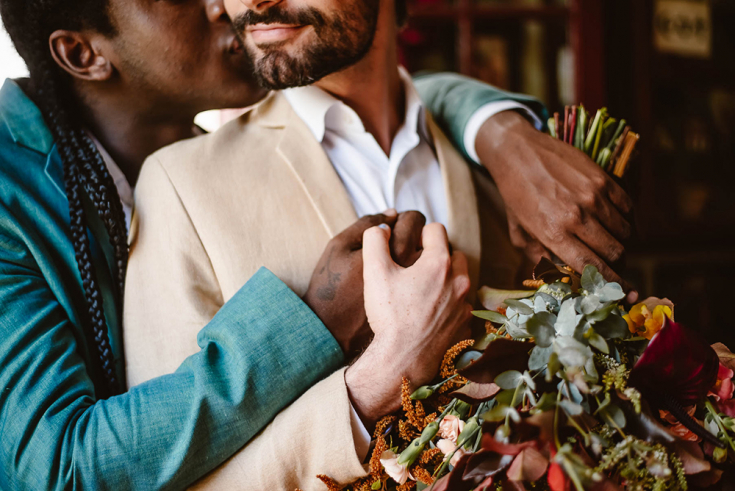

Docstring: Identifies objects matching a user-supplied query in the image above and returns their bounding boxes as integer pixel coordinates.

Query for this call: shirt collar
[283,67,429,143]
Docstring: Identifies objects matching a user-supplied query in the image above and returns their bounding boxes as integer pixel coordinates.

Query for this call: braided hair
[1,0,128,398]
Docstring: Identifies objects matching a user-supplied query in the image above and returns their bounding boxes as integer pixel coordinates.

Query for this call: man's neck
[315,1,404,156]
[78,88,201,188]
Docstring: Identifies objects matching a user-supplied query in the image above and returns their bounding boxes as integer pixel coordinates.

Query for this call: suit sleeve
[189,369,368,491]
[413,72,549,162]
[0,177,343,490]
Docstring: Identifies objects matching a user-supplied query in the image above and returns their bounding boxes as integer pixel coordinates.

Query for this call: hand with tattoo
[303,210,427,361]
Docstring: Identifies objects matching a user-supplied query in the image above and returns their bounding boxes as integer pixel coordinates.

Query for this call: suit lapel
[265,93,358,238]
[428,114,482,299]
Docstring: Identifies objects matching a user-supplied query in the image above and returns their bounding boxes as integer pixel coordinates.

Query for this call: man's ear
[49,30,114,82]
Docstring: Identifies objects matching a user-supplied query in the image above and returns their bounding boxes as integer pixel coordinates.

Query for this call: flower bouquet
[319,259,735,491]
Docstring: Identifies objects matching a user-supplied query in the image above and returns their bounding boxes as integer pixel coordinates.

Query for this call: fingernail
[384,208,398,217]
[378,224,390,231]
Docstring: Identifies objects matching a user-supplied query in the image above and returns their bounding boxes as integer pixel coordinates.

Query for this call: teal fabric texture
[415,72,549,162]
[0,79,343,490]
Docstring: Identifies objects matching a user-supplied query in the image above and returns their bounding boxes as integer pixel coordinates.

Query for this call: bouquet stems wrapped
[549,105,640,179]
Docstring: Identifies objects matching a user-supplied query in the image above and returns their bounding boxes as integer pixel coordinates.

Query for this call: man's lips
[248,24,306,44]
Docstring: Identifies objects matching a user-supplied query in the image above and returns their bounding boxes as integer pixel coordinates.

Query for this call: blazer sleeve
[413,72,549,162]
[0,208,343,488]
[189,368,368,491]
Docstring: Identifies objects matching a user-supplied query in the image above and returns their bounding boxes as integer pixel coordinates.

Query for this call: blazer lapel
[428,114,482,299]
[264,93,358,238]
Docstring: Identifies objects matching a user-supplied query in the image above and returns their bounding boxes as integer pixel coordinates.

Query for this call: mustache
[232,5,327,34]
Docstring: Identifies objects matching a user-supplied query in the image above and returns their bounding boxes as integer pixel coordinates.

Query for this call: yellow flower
[625,302,672,340]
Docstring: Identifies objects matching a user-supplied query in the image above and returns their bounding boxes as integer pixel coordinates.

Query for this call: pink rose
[709,363,735,402]
[438,415,465,444]
[436,438,468,467]
[379,450,411,485]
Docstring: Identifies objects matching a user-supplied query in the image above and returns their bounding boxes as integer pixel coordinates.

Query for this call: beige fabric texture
[123,91,527,490]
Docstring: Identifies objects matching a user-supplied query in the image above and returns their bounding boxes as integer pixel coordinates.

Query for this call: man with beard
[122,0,635,489]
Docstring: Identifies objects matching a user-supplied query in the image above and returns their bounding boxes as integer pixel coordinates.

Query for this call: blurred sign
[654,0,712,58]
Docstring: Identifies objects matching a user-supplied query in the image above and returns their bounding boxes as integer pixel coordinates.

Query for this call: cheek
[223,0,245,18]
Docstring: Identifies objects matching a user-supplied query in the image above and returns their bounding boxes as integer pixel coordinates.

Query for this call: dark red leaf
[481,434,536,456]
[463,451,515,482]
[450,382,502,404]
[629,317,719,405]
[506,447,549,481]
[459,338,534,384]
[712,342,735,373]
[431,453,474,491]
[533,258,581,291]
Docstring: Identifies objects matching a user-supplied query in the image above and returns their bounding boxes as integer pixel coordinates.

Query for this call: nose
[238,0,284,11]
[205,0,229,23]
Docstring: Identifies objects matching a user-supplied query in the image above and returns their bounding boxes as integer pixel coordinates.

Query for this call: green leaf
[505,299,534,315]
[535,392,557,411]
[555,300,580,337]
[597,283,625,302]
[527,312,557,348]
[586,328,610,354]
[554,336,593,368]
[504,320,531,339]
[576,295,601,315]
[494,389,518,407]
[594,313,629,339]
[559,400,584,416]
[581,265,606,293]
[482,405,520,423]
[373,480,384,490]
[586,302,617,323]
[472,310,507,324]
[529,345,554,370]
[599,403,626,429]
[478,287,535,311]
[495,370,523,390]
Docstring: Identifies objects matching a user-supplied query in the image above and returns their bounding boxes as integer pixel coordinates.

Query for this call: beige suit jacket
[123,91,527,490]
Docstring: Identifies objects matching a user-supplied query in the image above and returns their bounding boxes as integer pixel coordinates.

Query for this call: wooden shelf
[409,4,570,21]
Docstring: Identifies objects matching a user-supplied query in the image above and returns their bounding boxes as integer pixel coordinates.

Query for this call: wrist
[345,342,403,431]
[475,111,537,178]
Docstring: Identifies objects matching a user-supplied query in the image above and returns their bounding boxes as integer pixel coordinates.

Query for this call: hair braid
[2,0,123,397]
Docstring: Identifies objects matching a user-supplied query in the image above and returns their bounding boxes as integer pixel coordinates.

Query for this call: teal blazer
[0,77,544,490]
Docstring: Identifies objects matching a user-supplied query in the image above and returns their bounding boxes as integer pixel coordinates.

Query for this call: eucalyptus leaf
[576,295,602,315]
[505,299,534,315]
[593,313,629,339]
[546,352,561,382]
[586,328,610,354]
[472,310,507,324]
[586,302,617,323]
[504,320,531,339]
[597,283,625,302]
[527,312,557,348]
[529,345,554,370]
[599,404,626,429]
[554,336,593,369]
[456,350,483,370]
[559,400,584,416]
[555,300,580,337]
[581,265,606,293]
[495,370,523,390]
